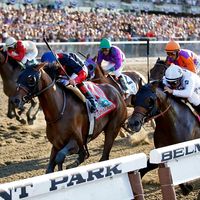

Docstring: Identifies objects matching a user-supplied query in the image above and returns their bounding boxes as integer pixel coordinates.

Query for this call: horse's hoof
[28,119,34,125]
[181,184,193,196]
[19,119,26,125]
[7,113,15,119]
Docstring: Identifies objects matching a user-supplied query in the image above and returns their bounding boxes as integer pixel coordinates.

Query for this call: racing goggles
[101,48,110,53]
[167,52,176,56]
[166,79,180,87]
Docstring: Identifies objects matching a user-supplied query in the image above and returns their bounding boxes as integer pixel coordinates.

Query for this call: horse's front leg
[55,139,79,170]
[7,98,16,119]
[46,146,58,173]
[9,97,26,124]
[99,128,119,161]
[26,99,40,125]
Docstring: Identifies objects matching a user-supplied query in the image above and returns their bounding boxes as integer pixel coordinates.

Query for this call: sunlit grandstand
[0,0,200,42]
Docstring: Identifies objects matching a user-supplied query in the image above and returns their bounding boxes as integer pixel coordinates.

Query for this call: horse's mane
[156,83,189,109]
[44,64,59,80]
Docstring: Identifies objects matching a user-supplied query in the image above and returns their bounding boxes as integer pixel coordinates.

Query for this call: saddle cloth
[85,81,116,119]
[66,81,116,119]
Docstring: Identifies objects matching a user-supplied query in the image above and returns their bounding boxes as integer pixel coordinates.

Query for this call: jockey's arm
[182,56,196,73]
[172,78,195,98]
[74,70,87,84]
[8,41,26,62]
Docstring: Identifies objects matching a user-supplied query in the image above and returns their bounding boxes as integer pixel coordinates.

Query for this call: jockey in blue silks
[41,51,97,113]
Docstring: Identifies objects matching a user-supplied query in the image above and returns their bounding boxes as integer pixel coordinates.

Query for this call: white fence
[1,139,200,200]
[150,138,200,200]
[1,40,200,59]
[0,153,147,200]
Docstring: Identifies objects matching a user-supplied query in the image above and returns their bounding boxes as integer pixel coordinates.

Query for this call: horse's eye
[146,97,155,108]
[27,75,36,87]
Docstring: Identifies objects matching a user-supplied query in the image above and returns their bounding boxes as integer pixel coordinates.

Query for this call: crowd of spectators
[0,4,200,43]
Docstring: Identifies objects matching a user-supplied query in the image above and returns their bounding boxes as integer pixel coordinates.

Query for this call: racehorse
[85,55,153,140]
[12,63,127,173]
[127,81,200,195]
[150,57,168,81]
[0,48,40,124]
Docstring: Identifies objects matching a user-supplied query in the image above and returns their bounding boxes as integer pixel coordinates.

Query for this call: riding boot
[78,83,97,113]
[118,75,129,94]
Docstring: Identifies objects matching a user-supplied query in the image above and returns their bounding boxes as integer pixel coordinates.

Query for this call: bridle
[16,69,67,124]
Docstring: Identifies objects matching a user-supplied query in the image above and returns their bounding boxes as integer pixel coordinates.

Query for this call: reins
[146,104,171,122]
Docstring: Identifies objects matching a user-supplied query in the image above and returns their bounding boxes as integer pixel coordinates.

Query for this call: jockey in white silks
[4,37,38,67]
[163,64,200,113]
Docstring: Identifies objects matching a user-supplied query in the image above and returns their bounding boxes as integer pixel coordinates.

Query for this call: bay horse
[12,63,127,173]
[127,81,200,195]
[0,48,40,124]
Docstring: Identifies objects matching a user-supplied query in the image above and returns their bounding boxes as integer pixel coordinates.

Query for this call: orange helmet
[165,40,180,52]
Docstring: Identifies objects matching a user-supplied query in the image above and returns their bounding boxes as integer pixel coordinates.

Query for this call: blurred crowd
[0,4,200,43]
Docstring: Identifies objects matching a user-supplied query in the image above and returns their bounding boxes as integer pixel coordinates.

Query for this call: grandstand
[1,0,200,14]
[0,0,200,42]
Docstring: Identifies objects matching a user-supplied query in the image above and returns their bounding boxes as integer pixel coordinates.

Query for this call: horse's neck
[38,71,63,121]
[95,66,107,82]
[155,88,193,135]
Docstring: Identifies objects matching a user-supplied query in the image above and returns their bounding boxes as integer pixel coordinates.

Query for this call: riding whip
[146,38,150,83]
[43,32,70,79]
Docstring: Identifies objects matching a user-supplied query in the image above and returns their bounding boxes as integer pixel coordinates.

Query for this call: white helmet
[5,37,17,48]
[165,64,183,82]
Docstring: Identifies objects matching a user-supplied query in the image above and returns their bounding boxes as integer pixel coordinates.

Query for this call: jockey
[4,37,38,67]
[96,38,129,94]
[41,51,97,113]
[163,63,200,111]
[165,39,200,73]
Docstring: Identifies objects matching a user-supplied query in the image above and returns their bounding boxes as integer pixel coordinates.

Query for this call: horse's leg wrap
[55,139,78,165]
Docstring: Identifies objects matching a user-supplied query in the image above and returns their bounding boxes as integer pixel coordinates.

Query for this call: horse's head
[150,58,168,81]
[12,63,47,110]
[128,81,159,132]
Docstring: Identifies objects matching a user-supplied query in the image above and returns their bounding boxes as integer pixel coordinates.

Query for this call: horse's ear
[150,80,159,92]
[35,62,48,70]
[86,54,90,59]
[92,55,97,62]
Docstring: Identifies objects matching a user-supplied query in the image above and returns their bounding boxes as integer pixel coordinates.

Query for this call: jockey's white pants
[102,62,124,78]
[21,46,38,64]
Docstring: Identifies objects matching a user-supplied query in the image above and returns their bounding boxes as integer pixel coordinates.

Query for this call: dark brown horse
[0,48,40,124]
[127,81,200,195]
[150,57,168,81]
[12,63,127,173]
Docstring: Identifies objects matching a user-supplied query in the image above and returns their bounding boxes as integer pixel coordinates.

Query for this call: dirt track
[0,57,199,199]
